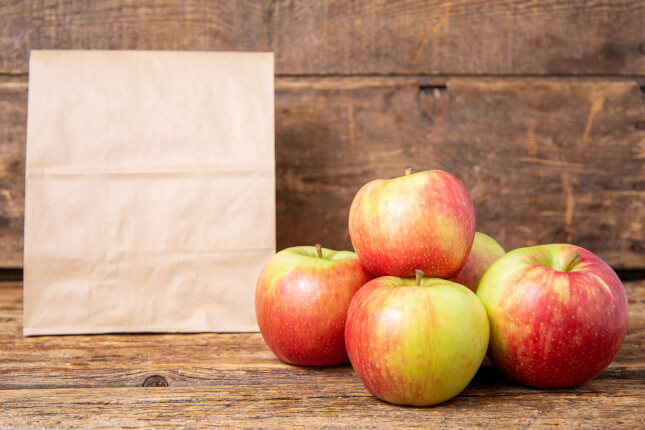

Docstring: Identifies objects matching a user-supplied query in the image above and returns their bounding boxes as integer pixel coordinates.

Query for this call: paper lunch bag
[23,50,275,335]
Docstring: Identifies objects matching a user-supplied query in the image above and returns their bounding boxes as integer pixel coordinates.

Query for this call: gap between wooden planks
[3,74,645,91]
[0,280,642,428]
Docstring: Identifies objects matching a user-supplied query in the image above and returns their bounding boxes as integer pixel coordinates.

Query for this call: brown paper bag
[23,50,275,335]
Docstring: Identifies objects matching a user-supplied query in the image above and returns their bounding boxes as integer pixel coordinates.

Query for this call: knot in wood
[638,43,645,55]
[142,375,168,387]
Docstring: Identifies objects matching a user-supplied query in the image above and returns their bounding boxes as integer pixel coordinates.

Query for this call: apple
[348,169,476,278]
[477,244,629,388]
[345,270,489,406]
[255,244,372,366]
[449,232,505,292]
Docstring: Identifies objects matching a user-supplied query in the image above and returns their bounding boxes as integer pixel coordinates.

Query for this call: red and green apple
[477,244,629,388]
[255,245,372,366]
[348,169,476,278]
[450,232,505,292]
[345,270,489,406]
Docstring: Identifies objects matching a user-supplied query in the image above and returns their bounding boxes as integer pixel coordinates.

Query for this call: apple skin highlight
[349,170,476,278]
[477,244,629,388]
[255,246,372,366]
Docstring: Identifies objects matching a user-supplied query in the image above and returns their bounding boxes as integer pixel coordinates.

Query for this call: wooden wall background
[1,1,644,271]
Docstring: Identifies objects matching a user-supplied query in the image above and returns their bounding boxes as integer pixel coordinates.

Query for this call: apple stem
[315,243,323,258]
[415,269,424,286]
[405,168,412,176]
[563,251,582,272]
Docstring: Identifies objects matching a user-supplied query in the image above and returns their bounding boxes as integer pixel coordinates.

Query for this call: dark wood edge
[0,269,22,282]
[1,268,643,283]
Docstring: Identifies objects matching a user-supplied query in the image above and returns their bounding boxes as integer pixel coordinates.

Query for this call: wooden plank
[0,280,642,387]
[275,78,645,269]
[1,1,644,76]
[0,280,642,428]
[1,77,644,268]
[0,385,642,429]
[0,80,25,268]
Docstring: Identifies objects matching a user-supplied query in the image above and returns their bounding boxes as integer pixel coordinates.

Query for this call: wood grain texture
[0,385,642,429]
[0,280,642,428]
[1,0,644,76]
[275,78,645,268]
[0,80,26,268]
[2,77,645,268]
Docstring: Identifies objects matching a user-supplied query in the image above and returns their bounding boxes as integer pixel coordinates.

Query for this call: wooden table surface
[1,2,643,428]
[0,280,642,428]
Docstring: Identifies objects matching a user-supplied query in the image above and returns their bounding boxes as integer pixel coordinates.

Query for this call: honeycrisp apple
[345,270,489,406]
[255,245,372,366]
[477,244,629,388]
[450,232,505,292]
[349,169,475,278]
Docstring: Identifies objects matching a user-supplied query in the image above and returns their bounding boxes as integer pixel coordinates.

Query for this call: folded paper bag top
[23,50,275,336]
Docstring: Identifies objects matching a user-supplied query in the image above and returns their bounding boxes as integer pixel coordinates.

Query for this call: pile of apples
[255,169,629,406]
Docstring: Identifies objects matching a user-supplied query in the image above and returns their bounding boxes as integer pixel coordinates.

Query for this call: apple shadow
[274,357,354,373]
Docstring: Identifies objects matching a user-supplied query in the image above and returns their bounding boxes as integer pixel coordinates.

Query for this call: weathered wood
[2,279,643,389]
[0,80,25,268]
[2,77,645,268]
[275,78,645,268]
[0,280,642,428]
[1,1,644,76]
[0,385,642,429]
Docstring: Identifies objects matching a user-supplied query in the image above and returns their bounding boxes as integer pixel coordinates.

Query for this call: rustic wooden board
[0,385,642,429]
[1,77,644,268]
[0,280,642,428]
[1,0,644,76]
[0,80,25,268]
[276,78,645,268]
